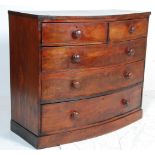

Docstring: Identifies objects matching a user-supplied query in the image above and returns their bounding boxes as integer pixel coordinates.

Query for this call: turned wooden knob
[129,25,136,33]
[121,99,129,106]
[72,54,80,63]
[71,111,79,120]
[72,81,80,89]
[127,48,135,56]
[124,71,133,79]
[72,30,82,39]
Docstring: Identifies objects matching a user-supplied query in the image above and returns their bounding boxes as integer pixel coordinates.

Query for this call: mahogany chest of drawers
[9,10,151,149]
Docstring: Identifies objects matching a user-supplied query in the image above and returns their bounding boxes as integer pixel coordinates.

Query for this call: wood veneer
[9,10,150,149]
[41,61,144,102]
[42,38,146,72]
[42,22,107,46]
[41,84,142,134]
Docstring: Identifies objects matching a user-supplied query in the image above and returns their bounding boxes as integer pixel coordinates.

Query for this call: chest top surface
[8,10,150,22]
[8,10,149,16]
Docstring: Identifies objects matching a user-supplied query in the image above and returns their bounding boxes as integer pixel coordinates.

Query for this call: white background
[0,0,155,154]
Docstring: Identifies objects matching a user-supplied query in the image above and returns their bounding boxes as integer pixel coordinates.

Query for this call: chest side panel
[9,13,40,135]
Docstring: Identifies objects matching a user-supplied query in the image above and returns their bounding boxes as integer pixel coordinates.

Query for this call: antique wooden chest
[9,10,151,149]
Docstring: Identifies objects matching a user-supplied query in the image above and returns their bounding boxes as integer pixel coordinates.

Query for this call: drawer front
[41,61,144,102]
[109,18,148,41]
[42,38,146,72]
[41,84,142,134]
[42,22,107,45]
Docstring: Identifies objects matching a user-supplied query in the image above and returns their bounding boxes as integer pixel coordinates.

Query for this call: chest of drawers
[9,10,150,149]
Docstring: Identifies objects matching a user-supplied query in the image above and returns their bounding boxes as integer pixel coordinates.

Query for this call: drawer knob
[71,111,79,120]
[72,30,82,39]
[127,48,135,56]
[72,54,81,63]
[72,80,80,89]
[129,25,136,33]
[124,71,133,79]
[121,99,129,106]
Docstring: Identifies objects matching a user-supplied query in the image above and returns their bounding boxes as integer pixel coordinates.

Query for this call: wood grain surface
[41,84,142,134]
[41,60,144,102]
[42,22,107,46]
[109,18,148,41]
[42,38,146,72]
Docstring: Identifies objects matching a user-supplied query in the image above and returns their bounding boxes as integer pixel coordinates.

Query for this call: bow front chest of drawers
[9,10,151,149]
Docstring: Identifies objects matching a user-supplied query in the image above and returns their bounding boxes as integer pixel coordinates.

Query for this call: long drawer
[42,38,146,72]
[41,60,144,102]
[41,84,142,134]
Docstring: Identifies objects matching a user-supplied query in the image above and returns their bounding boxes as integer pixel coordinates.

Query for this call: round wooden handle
[127,48,135,56]
[129,25,136,33]
[124,71,133,79]
[71,111,79,120]
[121,99,129,106]
[72,81,80,89]
[72,54,80,63]
[72,30,82,39]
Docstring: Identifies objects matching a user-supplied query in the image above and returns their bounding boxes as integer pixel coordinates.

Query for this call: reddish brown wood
[42,22,107,46]
[72,29,82,39]
[72,80,81,89]
[9,13,40,135]
[42,38,146,72]
[42,12,151,23]
[41,84,142,134]
[70,111,80,120]
[121,99,129,106]
[8,11,151,23]
[41,61,144,102]
[9,10,150,149]
[127,48,135,56]
[11,109,142,149]
[109,18,148,42]
[71,54,81,63]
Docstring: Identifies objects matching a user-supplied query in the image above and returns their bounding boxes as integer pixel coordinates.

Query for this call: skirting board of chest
[8,10,151,149]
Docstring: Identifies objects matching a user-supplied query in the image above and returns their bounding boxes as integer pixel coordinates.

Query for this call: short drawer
[109,18,148,42]
[41,60,144,102]
[42,38,146,72]
[41,84,142,134]
[42,22,107,45]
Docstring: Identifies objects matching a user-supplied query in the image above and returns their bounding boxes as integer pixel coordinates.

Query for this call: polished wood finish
[41,84,142,134]
[109,18,148,42]
[42,22,107,46]
[41,61,144,102]
[9,10,150,149]
[42,38,146,72]
[11,109,142,149]
[9,13,40,135]
[8,10,150,22]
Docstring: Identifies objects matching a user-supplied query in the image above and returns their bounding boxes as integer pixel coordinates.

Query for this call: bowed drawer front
[41,84,142,134]
[9,10,150,149]
[42,22,107,45]
[42,38,146,72]
[109,18,149,41]
[41,61,144,102]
